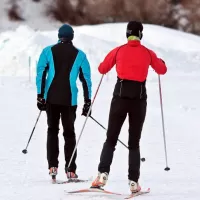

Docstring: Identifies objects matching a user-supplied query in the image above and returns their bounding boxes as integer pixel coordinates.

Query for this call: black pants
[98,96,147,182]
[46,103,77,173]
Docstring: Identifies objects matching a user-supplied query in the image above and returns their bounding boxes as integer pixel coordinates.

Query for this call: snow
[0,0,65,33]
[0,22,200,200]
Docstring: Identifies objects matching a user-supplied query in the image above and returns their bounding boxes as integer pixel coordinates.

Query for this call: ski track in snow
[0,24,200,200]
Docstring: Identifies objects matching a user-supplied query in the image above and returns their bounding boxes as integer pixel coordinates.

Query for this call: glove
[37,94,46,111]
[82,99,92,117]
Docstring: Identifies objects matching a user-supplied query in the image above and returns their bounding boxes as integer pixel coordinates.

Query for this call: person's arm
[36,48,49,98]
[79,55,92,102]
[98,47,120,74]
[149,49,167,75]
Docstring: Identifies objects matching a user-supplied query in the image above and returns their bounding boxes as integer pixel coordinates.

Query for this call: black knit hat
[126,21,143,39]
[58,24,74,40]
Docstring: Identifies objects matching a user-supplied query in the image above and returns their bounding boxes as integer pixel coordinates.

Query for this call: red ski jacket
[98,40,167,81]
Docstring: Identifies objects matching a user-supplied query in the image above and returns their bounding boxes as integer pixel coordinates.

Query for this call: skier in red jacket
[91,21,167,193]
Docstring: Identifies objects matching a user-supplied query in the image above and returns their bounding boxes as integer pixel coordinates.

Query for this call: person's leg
[128,100,147,183]
[98,97,128,174]
[60,105,77,174]
[46,104,61,169]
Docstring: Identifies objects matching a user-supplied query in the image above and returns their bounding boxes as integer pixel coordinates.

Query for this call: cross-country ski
[66,187,150,199]
[67,187,122,195]
[52,179,88,184]
[124,188,150,199]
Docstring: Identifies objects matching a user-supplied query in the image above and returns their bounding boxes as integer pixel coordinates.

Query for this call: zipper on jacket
[140,84,143,99]
[119,80,123,97]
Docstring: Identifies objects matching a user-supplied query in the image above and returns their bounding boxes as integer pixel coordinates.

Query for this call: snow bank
[0,23,200,77]
[0,25,117,76]
[76,23,200,51]
[0,0,57,32]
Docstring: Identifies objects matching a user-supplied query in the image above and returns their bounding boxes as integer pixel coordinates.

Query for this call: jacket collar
[127,35,141,46]
[58,38,72,44]
[127,36,140,41]
[127,40,141,47]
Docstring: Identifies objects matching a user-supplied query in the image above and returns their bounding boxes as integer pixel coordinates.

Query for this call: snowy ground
[0,23,200,200]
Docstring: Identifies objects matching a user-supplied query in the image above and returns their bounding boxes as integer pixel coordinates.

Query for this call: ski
[67,187,122,195]
[67,187,150,198]
[124,188,150,199]
[52,177,88,184]
[57,179,88,184]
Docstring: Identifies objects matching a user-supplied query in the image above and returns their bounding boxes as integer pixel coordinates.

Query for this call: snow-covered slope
[0,23,200,200]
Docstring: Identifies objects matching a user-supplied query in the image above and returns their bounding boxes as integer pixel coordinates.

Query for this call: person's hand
[82,99,92,117]
[37,95,46,111]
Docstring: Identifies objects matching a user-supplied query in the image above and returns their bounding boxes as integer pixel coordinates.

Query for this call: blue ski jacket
[36,40,92,106]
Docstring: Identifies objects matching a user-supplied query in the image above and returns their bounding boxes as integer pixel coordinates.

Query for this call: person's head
[58,24,74,41]
[126,21,143,40]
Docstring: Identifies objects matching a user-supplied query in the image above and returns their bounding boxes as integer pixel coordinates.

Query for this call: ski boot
[66,172,78,182]
[129,180,141,193]
[91,172,108,189]
[49,167,58,183]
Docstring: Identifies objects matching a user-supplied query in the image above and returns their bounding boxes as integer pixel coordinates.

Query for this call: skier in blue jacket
[36,24,92,181]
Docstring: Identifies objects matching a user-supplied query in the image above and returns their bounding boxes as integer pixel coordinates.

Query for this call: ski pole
[66,75,104,172]
[158,75,170,171]
[90,116,128,148]
[89,116,146,162]
[22,111,42,154]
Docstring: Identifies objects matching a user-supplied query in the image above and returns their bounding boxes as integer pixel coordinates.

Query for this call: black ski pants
[46,103,77,173]
[98,96,147,182]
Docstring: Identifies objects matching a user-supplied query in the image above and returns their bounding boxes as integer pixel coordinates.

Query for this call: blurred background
[0,0,200,35]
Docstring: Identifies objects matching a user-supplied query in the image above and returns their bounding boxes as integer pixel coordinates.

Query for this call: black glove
[37,94,46,111]
[82,99,92,117]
